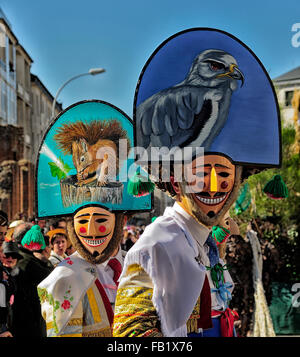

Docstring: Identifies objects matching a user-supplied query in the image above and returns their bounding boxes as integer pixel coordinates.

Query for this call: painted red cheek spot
[221,181,228,189]
[79,227,87,233]
[99,225,106,233]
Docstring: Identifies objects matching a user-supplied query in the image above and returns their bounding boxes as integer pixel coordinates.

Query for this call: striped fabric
[44,280,113,337]
[113,264,207,337]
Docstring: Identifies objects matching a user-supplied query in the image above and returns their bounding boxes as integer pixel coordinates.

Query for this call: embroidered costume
[36,100,151,337]
[114,203,234,337]
[113,28,281,337]
[38,251,122,337]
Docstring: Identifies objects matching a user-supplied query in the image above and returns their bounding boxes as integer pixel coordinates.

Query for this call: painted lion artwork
[54,119,130,187]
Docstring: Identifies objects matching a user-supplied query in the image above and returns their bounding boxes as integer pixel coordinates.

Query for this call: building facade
[0,9,62,221]
[273,66,300,127]
[31,74,62,163]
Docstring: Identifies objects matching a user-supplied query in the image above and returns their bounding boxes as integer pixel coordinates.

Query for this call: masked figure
[36,100,151,337]
[113,29,281,337]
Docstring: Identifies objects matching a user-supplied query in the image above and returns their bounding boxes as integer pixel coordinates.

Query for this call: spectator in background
[47,229,68,267]
[28,216,47,234]
[48,219,76,256]
[124,230,139,251]
[0,211,8,248]
[0,241,23,337]
[0,260,11,337]
[50,218,67,230]
[0,240,11,337]
[37,219,47,234]
[57,219,67,229]
[1,241,23,272]
[5,220,25,242]
[33,234,53,269]
[54,219,77,255]
[10,223,53,337]
[0,209,9,334]
[121,226,128,251]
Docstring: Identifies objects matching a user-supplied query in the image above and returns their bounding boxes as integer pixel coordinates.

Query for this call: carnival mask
[74,206,115,256]
[189,155,235,215]
[177,154,241,227]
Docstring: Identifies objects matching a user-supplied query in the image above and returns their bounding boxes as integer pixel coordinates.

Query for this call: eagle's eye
[205,60,226,71]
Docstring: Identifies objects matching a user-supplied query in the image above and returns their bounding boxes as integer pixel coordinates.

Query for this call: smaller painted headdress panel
[36,100,152,218]
[134,28,281,168]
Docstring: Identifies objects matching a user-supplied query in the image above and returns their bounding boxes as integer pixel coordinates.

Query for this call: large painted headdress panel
[36,100,152,218]
[134,28,281,168]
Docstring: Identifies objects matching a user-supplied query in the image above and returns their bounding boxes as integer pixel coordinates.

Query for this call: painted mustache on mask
[78,231,112,239]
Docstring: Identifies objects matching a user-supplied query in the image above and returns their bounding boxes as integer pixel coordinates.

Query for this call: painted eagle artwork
[136,49,245,151]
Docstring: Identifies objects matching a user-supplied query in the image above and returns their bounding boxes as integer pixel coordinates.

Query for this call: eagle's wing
[136,85,208,149]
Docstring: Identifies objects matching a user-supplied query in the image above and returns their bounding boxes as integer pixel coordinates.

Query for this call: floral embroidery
[38,285,74,334]
[61,285,74,312]
[61,300,71,310]
[65,257,74,265]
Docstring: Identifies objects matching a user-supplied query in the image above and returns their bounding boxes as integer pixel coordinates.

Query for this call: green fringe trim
[206,263,229,288]
[212,225,230,245]
[127,167,155,197]
[263,175,288,199]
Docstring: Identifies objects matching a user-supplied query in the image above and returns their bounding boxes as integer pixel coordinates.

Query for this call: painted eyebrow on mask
[75,212,110,219]
[214,164,232,169]
[192,163,231,170]
[75,213,90,219]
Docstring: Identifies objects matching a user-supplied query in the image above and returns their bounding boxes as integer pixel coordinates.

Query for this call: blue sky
[1,0,299,117]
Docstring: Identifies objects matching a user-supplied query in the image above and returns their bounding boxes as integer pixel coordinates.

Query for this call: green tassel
[263,175,288,200]
[21,225,46,251]
[127,167,155,197]
[235,182,251,215]
[212,225,231,245]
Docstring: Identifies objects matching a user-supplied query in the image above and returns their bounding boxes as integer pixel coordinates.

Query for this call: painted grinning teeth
[196,194,227,205]
[83,238,106,247]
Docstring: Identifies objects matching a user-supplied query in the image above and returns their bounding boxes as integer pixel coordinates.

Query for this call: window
[285,90,294,107]
[0,30,6,71]
[8,39,15,82]
[24,62,30,90]
[0,80,7,120]
[8,86,16,125]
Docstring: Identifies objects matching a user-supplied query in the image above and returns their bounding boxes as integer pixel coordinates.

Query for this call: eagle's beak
[217,64,245,87]
[230,65,245,87]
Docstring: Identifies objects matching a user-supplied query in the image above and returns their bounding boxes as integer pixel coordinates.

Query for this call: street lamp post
[51,67,106,119]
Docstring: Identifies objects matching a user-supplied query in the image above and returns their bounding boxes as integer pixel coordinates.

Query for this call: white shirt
[172,202,234,311]
[172,203,210,266]
[120,204,207,336]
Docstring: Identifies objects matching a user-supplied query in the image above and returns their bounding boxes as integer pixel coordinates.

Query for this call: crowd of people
[0,209,142,337]
[121,225,145,252]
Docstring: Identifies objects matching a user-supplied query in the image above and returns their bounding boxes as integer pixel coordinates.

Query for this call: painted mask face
[74,206,115,256]
[185,154,236,217]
